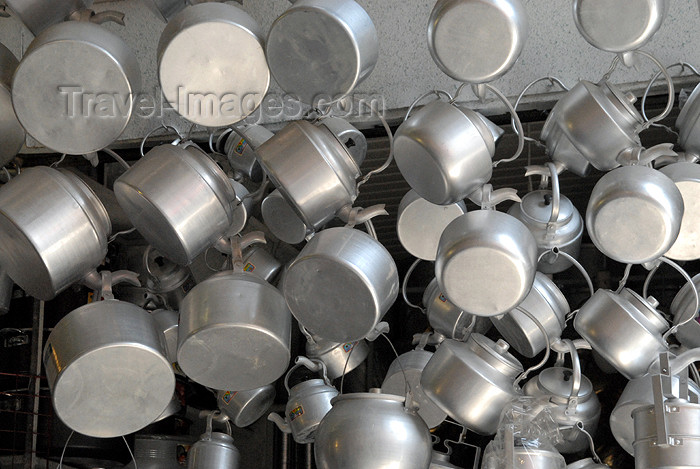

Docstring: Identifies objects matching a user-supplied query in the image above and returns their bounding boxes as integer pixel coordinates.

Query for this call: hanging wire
[381,333,414,399]
[108,227,137,243]
[1,167,12,182]
[354,97,395,191]
[339,344,356,395]
[538,248,595,298]
[634,51,676,132]
[122,436,138,469]
[654,257,700,341]
[50,154,68,168]
[58,431,74,469]
[402,258,425,313]
[615,264,634,293]
[140,124,183,157]
[641,62,700,135]
[102,148,130,170]
[511,76,570,148]
[642,263,661,298]
[690,362,700,386]
[404,89,453,121]
[514,308,551,385]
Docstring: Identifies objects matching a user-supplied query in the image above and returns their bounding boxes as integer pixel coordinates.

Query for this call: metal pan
[0,43,24,168]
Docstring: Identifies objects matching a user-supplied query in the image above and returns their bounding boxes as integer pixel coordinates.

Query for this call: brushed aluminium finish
[114,144,236,266]
[394,101,496,205]
[574,288,669,379]
[158,3,269,127]
[428,0,528,83]
[586,165,683,264]
[430,452,460,469]
[676,82,700,157]
[44,300,174,437]
[0,43,24,168]
[490,272,569,358]
[422,278,492,340]
[436,211,538,317]
[381,349,447,429]
[0,167,110,300]
[178,272,292,391]
[314,392,432,469]
[261,190,309,245]
[280,378,338,444]
[217,386,276,428]
[567,459,610,469]
[240,246,282,283]
[659,162,700,261]
[12,21,141,154]
[151,309,179,364]
[4,0,93,36]
[187,433,240,469]
[266,0,379,105]
[306,338,370,380]
[396,190,467,261]
[284,227,399,343]
[669,273,700,349]
[573,0,668,53]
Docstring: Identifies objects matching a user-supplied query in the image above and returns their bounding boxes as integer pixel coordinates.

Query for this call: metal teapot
[301,325,370,380]
[0,43,24,168]
[268,357,338,444]
[423,278,492,340]
[217,386,276,428]
[188,412,239,469]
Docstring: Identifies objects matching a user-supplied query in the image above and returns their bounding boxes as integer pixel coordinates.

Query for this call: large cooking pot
[669,273,700,349]
[114,143,236,266]
[435,209,538,317]
[396,190,467,261]
[4,0,93,36]
[151,309,179,365]
[12,20,141,155]
[303,329,370,380]
[573,0,668,53]
[157,3,269,127]
[422,278,492,340]
[178,270,292,391]
[255,119,364,234]
[266,0,379,105]
[0,167,111,300]
[261,189,309,245]
[421,334,524,435]
[574,288,669,379]
[0,43,24,168]
[427,0,528,83]
[314,390,432,469]
[491,272,569,358]
[508,164,583,273]
[586,165,683,264]
[658,161,700,261]
[217,385,276,428]
[44,300,175,437]
[283,227,399,343]
[394,100,503,205]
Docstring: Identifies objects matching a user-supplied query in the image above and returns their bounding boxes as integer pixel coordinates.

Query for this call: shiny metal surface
[144,247,194,310]
[430,452,459,469]
[305,337,370,380]
[158,3,269,127]
[487,446,566,469]
[435,210,538,317]
[217,386,276,428]
[586,165,683,264]
[151,309,179,364]
[611,375,700,455]
[115,144,236,265]
[266,0,379,104]
[178,271,292,390]
[314,391,432,469]
[44,300,175,437]
[143,0,189,22]
[274,378,338,444]
[188,432,240,469]
[423,278,492,340]
[4,0,93,36]
[321,117,368,168]
[397,190,467,261]
[133,435,196,469]
[0,267,13,315]
[261,189,309,245]
[573,0,668,53]
[659,162,700,260]
[574,288,669,379]
[677,82,700,158]
[0,43,24,168]
[541,80,643,176]
[394,101,496,205]
[633,399,700,469]
[0,167,110,300]
[152,392,182,423]
[566,458,609,469]
[421,335,523,435]
[428,0,528,83]
[491,272,569,357]
[225,179,253,238]
[256,120,360,231]
[381,349,447,429]
[12,21,141,154]
[669,273,700,349]
[223,128,266,183]
[240,246,282,283]
[284,227,399,343]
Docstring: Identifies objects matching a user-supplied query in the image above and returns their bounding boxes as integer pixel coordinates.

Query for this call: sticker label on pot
[343,342,357,353]
[289,406,304,421]
[234,138,248,156]
[221,391,238,404]
[439,293,448,302]
[243,262,256,272]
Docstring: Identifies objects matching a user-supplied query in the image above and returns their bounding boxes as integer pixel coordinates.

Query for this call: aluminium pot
[394,100,503,205]
[430,451,459,469]
[0,166,111,300]
[256,119,363,234]
[669,273,700,349]
[188,431,239,469]
[314,390,432,469]
[658,162,700,261]
[421,334,524,435]
[151,309,179,365]
[0,43,24,168]
[239,246,282,283]
[4,0,94,36]
[435,210,538,317]
[423,278,492,340]
[114,143,237,266]
[574,288,669,379]
[12,21,141,155]
[283,227,399,343]
[144,246,196,311]
[586,165,683,264]
[217,386,276,428]
[178,271,292,391]
[44,300,175,438]
[677,82,700,158]
[490,272,569,358]
[573,0,668,53]
[427,0,528,83]
[261,189,309,245]
[305,336,370,380]
[132,435,196,469]
[266,0,379,105]
[157,3,269,127]
[566,459,609,469]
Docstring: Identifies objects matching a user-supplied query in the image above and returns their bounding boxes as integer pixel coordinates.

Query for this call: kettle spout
[267,413,291,434]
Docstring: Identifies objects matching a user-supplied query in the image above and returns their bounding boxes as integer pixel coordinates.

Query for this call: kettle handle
[283,356,333,394]
[561,339,582,415]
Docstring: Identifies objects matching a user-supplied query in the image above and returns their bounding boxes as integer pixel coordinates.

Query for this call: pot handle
[524,162,566,230]
[562,339,582,415]
[283,356,332,394]
[81,270,141,301]
[467,184,521,210]
[404,89,453,121]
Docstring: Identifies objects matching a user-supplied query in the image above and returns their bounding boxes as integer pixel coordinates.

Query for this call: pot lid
[519,190,576,226]
[290,378,336,396]
[198,431,236,449]
[618,288,668,333]
[465,334,523,378]
[331,389,405,405]
[600,80,644,126]
[536,367,593,400]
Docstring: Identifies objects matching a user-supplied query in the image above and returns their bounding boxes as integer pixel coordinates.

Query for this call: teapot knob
[624,91,637,105]
[494,339,510,355]
[646,296,660,309]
